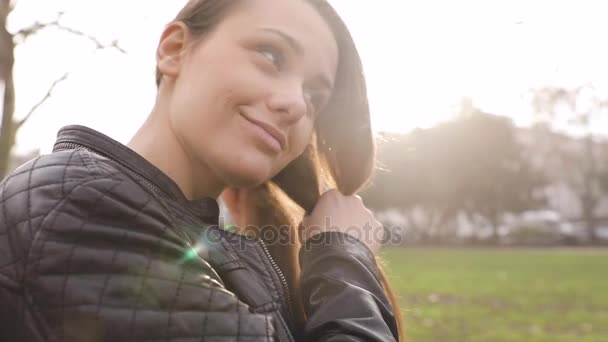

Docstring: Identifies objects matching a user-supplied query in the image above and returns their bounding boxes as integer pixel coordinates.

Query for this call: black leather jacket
[0,125,399,341]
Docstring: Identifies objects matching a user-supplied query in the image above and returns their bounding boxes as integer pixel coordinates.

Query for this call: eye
[257,45,284,70]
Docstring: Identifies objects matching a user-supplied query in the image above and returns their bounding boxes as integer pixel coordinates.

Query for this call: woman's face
[163,0,338,190]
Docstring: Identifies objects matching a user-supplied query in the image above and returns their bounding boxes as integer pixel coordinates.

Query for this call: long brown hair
[157,0,404,339]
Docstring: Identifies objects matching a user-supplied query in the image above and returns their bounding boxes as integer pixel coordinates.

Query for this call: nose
[266,82,308,125]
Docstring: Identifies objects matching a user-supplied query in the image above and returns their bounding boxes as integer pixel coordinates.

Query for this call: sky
[5,0,608,154]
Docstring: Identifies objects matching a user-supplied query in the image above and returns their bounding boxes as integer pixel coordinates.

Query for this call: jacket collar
[53,125,219,224]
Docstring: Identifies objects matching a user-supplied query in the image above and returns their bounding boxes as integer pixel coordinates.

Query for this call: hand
[301,189,384,254]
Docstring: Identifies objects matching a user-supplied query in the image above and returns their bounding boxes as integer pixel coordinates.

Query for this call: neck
[128,90,225,200]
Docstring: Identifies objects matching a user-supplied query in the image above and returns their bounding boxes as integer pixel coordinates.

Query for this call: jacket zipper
[257,237,295,327]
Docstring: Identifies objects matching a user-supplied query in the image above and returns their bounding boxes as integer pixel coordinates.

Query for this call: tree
[532,85,608,244]
[426,111,543,242]
[0,0,16,177]
[364,109,544,243]
[364,131,463,243]
[0,0,124,178]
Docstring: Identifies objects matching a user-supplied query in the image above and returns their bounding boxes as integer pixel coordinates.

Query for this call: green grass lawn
[380,248,608,341]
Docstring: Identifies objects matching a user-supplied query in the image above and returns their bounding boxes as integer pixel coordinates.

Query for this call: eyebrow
[259,27,304,54]
[259,27,335,91]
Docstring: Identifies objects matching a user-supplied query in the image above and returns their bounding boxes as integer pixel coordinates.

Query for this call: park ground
[381,247,608,341]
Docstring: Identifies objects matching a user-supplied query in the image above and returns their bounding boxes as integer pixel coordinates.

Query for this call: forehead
[220,0,339,73]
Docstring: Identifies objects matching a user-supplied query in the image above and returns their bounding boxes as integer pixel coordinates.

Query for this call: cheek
[287,122,315,159]
[174,74,236,128]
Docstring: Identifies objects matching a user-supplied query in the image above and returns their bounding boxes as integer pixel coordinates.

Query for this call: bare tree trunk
[582,134,598,244]
[490,216,500,244]
[0,0,16,178]
[0,75,16,178]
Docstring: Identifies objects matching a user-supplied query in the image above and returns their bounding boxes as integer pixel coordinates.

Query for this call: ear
[156,22,190,82]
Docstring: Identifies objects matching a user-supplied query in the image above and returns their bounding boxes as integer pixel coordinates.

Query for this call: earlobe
[156,22,189,81]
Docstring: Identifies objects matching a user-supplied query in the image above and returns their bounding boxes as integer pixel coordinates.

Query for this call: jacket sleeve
[299,231,399,341]
[0,151,275,342]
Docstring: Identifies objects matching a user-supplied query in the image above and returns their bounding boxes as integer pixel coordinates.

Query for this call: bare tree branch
[16,72,69,128]
[13,12,64,41]
[14,20,54,40]
[11,11,127,128]
[14,12,126,54]
[54,23,126,53]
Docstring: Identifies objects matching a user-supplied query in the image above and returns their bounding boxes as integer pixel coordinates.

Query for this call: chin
[211,143,285,188]
[220,162,276,189]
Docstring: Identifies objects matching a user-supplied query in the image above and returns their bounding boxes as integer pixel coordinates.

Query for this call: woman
[0,0,403,340]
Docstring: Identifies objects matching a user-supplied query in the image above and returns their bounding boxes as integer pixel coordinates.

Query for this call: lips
[240,112,287,151]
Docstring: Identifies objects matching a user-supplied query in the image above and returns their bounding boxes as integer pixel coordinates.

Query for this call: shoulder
[5,148,117,183]
[0,148,137,228]
[1,148,172,266]
[0,149,136,280]
[2,148,120,199]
